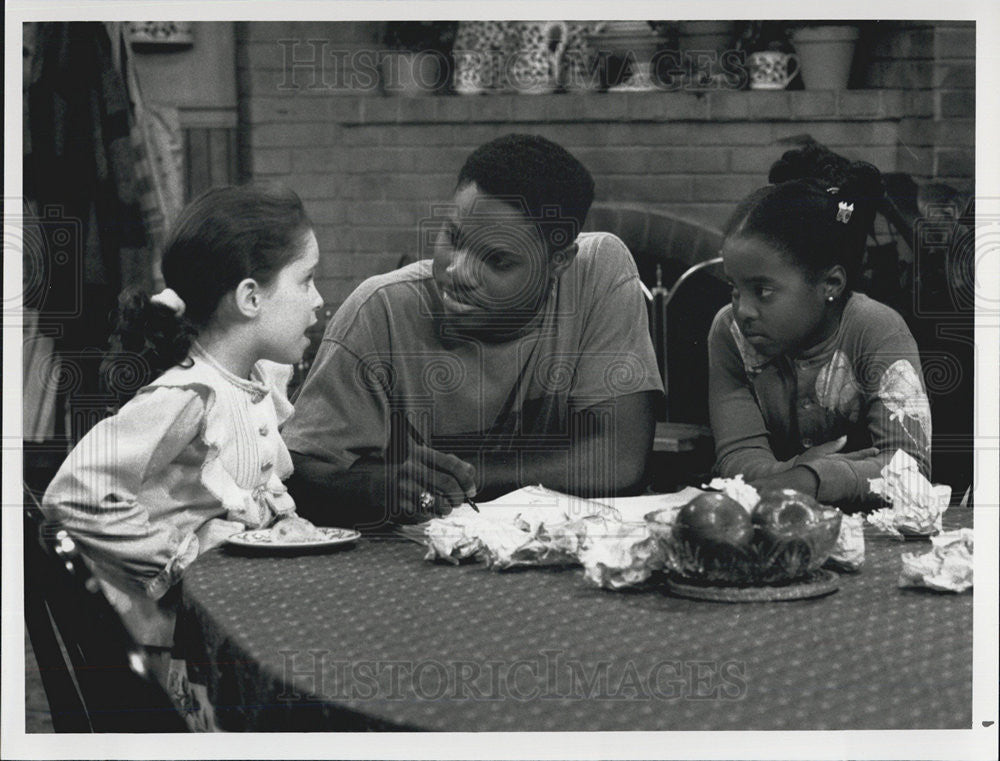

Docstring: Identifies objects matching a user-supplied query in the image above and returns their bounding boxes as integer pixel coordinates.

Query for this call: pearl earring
[826,296,835,302]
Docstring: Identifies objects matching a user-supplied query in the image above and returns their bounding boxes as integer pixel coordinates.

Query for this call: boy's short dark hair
[456,134,595,251]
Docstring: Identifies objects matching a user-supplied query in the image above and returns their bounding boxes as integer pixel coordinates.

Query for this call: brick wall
[931,22,975,189]
[865,21,974,189]
[238,21,973,316]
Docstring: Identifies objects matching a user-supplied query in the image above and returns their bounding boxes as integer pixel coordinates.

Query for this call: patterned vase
[561,22,605,92]
[453,20,510,94]
[504,21,568,94]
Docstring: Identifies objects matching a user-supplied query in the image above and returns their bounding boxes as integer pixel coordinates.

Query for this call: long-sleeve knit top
[708,292,932,505]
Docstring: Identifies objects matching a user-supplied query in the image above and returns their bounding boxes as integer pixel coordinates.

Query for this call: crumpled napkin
[578,521,665,590]
[420,489,666,588]
[421,492,616,570]
[825,512,865,572]
[422,508,555,567]
[423,513,488,564]
[867,450,951,538]
[703,475,759,512]
[899,528,973,592]
[481,517,591,570]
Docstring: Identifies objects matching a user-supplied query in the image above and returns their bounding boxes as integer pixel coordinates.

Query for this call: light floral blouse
[42,343,297,645]
[708,292,932,505]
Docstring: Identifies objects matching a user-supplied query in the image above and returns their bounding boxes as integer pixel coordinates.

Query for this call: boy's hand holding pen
[397,417,479,517]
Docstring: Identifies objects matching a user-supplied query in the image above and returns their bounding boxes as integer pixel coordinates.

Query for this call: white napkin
[579,521,664,590]
[421,486,617,568]
[867,450,951,538]
[702,475,760,512]
[899,528,973,592]
[825,512,865,572]
[421,486,672,587]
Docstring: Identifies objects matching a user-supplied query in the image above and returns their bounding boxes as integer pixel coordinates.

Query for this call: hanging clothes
[25,21,154,441]
[108,20,186,290]
[128,99,185,290]
[26,22,151,296]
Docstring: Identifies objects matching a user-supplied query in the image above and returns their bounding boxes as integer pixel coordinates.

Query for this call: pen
[403,417,479,512]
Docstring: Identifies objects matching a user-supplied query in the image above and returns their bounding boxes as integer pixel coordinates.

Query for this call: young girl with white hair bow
[42,183,324,648]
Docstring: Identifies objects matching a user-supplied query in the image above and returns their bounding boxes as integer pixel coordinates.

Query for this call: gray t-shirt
[283,232,662,469]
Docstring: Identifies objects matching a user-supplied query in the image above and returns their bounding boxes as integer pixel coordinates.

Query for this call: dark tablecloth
[177,509,973,731]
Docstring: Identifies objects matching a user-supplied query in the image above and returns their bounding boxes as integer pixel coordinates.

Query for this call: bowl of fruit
[645,488,842,587]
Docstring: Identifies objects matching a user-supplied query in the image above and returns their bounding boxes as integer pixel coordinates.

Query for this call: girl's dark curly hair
[101,183,312,404]
[724,142,885,292]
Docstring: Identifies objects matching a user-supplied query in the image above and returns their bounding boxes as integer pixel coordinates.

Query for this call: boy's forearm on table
[474,450,575,498]
[475,435,649,499]
[289,388,655,514]
[474,393,653,498]
[287,452,392,530]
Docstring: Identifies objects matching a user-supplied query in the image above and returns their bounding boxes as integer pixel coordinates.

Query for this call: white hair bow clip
[150,288,186,316]
[836,201,854,224]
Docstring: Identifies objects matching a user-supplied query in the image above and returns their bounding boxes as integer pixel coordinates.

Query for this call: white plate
[226,527,361,551]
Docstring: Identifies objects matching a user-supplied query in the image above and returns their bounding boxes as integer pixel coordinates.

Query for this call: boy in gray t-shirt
[284,135,661,528]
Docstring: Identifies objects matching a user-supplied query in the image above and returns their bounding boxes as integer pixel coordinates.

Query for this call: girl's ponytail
[828,161,885,287]
[837,160,885,231]
[100,288,196,405]
[767,142,851,187]
[731,142,886,293]
[100,183,311,405]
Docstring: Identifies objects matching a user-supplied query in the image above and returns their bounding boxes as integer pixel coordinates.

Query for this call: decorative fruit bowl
[645,489,842,586]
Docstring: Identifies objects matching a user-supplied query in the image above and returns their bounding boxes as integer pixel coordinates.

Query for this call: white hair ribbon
[836,201,854,224]
[150,288,186,316]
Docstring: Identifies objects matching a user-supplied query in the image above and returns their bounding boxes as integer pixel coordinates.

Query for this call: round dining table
[176,507,973,732]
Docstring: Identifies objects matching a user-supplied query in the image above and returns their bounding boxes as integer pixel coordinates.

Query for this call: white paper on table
[417,485,617,565]
[417,485,703,575]
[596,486,705,523]
[899,528,973,592]
[867,449,951,538]
[462,484,704,526]
[467,484,621,528]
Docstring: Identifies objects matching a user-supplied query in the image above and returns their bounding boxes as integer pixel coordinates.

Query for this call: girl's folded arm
[800,333,933,504]
[41,386,208,598]
[863,332,933,473]
[708,313,795,481]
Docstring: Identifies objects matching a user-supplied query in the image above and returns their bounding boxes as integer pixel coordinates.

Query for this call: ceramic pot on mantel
[790,25,859,90]
[588,21,660,91]
[453,20,510,94]
[561,21,605,92]
[676,21,735,87]
[504,21,568,94]
[747,50,799,90]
